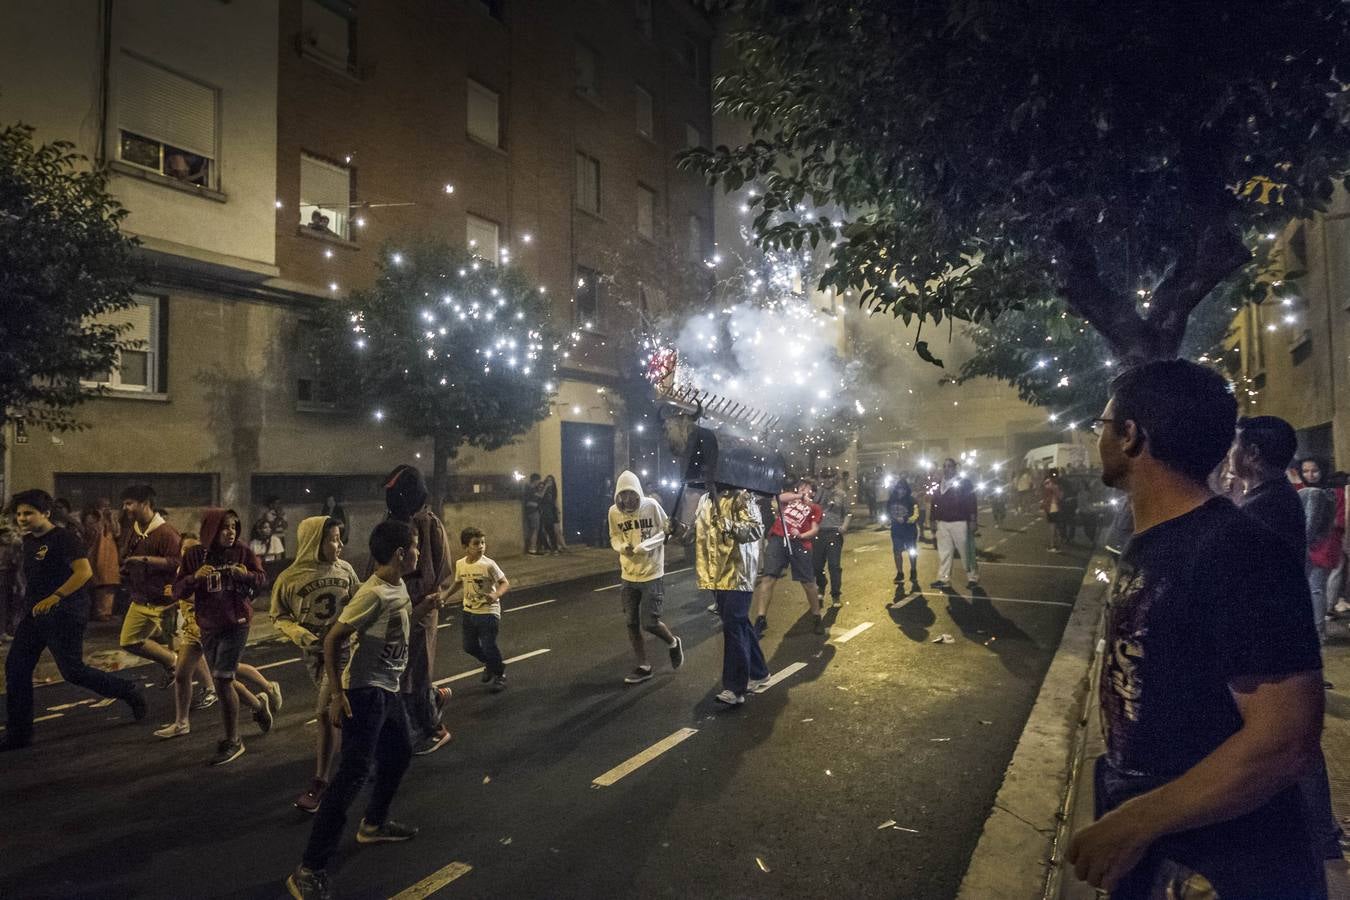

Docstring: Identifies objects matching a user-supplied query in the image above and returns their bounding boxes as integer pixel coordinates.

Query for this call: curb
[955,548,1113,900]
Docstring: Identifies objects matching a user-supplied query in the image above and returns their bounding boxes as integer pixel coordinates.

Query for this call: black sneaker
[909,581,922,596]
[830,596,842,608]
[668,636,685,669]
[209,738,246,767]
[930,580,949,589]
[490,674,507,693]
[286,866,333,900]
[413,728,453,756]
[813,614,826,635]
[624,666,654,684]
[253,691,274,734]
[753,616,768,639]
[127,690,148,722]
[157,662,176,689]
[479,669,494,683]
[357,818,419,843]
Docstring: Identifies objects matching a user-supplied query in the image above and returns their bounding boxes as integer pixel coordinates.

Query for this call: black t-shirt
[22,526,90,621]
[1100,497,1322,893]
[1240,478,1307,562]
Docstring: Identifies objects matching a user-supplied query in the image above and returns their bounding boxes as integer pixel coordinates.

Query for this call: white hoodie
[608,470,668,583]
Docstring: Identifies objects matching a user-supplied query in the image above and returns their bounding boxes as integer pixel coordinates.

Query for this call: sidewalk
[1060,626,1350,899]
[0,544,632,692]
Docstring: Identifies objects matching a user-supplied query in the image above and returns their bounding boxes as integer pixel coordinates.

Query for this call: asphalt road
[0,510,1093,899]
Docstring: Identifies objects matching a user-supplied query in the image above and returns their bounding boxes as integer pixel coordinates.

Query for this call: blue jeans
[716,590,767,696]
[462,612,505,676]
[302,686,412,871]
[1308,564,1331,643]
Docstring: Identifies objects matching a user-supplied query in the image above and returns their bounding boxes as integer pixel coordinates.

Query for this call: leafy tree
[685,1,1350,365]
[0,123,140,442]
[315,242,568,507]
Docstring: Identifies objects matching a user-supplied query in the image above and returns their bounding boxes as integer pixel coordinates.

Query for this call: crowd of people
[3,357,1349,897]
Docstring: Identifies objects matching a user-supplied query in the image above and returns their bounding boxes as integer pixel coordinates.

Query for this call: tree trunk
[431,432,451,513]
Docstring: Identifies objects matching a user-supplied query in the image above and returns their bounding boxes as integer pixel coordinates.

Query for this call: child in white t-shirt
[438,526,510,692]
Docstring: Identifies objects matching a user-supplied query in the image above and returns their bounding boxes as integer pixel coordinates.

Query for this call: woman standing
[82,506,122,622]
[886,479,921,594]
[539,475,566,553]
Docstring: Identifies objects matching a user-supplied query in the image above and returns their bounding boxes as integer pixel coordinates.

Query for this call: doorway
[561,422,615,547]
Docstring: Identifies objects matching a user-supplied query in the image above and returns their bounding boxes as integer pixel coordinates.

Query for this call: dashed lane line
[33,713,63,723]
[593,566,691,592]
[432,648,552,686]
[256,657,300,671]
[915,591,1074,608]
[437,597,558,628]
[755,661,807,692]
[388,860,474,900]
[592,727,699,787]
[831,622,874,644]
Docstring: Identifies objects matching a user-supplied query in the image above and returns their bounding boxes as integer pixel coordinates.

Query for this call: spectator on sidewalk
[931,459,979,589]
[118,484,185,685]
[1069,361,1325,898]
[2,489,146,751]
[1297,457,1342,644]
[522,473,542,555]
[1229,415,1345,863]
[377,465,453,756]
[263,497,289,560]
[540,475,566,553]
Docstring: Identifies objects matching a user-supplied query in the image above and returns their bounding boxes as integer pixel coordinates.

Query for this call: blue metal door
[561,422,615,547]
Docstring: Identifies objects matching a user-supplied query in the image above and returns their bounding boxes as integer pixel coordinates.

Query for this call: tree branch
[1147,225,1250,357]
[1052,221,1155,363]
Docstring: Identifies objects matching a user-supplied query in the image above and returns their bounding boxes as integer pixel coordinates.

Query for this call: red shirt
[770,500,823,550]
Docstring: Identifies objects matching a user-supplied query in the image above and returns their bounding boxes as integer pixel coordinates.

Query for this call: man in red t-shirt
[752,478,825,636]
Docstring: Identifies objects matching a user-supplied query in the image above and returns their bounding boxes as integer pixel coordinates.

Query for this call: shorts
[620,578,665,628]
[762,538,813,583]
[890,523,918,555]
[177,601,202,648]
[119,601,175,648]
[200,624,250,680]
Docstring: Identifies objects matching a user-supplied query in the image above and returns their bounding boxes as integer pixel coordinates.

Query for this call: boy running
[608,470,684,684]
[438,527,510,692]
[287,521,431,900]
[752,478,824,636]
[174,509,266,766]
[1,490,146,750]
[271,516,361,812]
[117,484,184,686]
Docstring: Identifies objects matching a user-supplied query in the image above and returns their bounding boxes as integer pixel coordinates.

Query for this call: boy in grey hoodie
[272,516,361,812]
[608,471,684,684]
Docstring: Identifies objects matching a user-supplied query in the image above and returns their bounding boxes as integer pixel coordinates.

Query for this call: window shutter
[300,155,350,211]
[466,214,500,260]
[467,80,500,147]
[637,185,655,239]
[118,53,216,158]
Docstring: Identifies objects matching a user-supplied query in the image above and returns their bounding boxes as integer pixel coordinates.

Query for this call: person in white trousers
[931,458,979,589]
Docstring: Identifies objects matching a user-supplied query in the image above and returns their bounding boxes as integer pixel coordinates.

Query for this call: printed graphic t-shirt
[456,555,507,616]
[22,526,89,621]
[339,575,411,693]
[1099,497,1321,887]
[769,500,822,550]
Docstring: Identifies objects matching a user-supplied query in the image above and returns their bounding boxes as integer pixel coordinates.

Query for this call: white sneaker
[706,602,718,614]
[154,722,190,739]
[748,676,772,694]
[714,689,745,706]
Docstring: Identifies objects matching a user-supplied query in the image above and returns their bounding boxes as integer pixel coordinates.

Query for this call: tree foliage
[684,1,1350,364]
[0,124,140,438]
[314,242,566,505]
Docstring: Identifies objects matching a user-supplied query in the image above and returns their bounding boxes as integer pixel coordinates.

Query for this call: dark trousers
[399,611,441,741]
[716,590,768,695]
[5,611,138,742]
[462,612,505,676]
[812,529,844,598]
[302,687,413,871]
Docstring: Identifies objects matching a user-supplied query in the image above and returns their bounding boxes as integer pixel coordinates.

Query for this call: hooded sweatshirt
[369,464,452,608]
[270,516,360,650]
[608,470,668,583]
[174,508,266,633]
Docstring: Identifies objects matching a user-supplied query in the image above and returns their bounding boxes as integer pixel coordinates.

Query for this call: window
[635,85,654,138]
[676,35,703,83]
[299,153,353,239]
[575,265,604,320]
[638,283,666,317]
[687,214,704,261]
[301,0,357,71]
[684,122,702,150]
[466,213,500,261]
[575,152,601,214]
[85,295,166,393]
[636,184,656,240]
[56,473,216,511]
[475,0,504,20]
[467,79,501,148]
[575,43,599,100]
[636,0,653,37]
[115,53,217,189]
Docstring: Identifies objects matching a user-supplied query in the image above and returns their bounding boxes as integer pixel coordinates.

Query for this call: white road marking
[977,562,1083,571]
[592,727,699,787]
[257,657,301,671]
[34,713,63,723]
[832,622,874,644]
[305,718,318,726]
[389,860,474,899]
[594,566,691,592]
[433,648,551,686]
[91,698,116,708]
[919,591,1073,608]
[47,699,94,712]
[755,661,807,691]
[505,598,557,613]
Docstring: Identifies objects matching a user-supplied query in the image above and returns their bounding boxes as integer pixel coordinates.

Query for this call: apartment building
[0,0,714,552]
